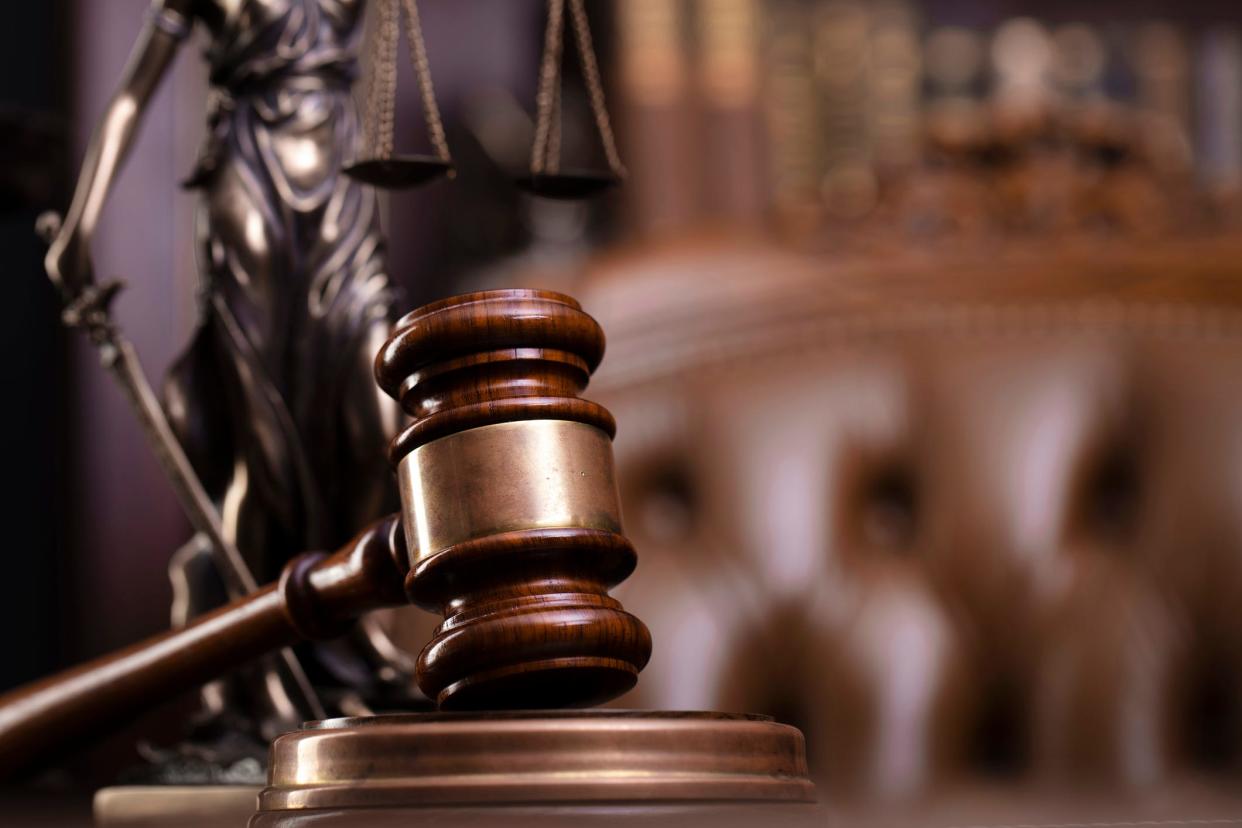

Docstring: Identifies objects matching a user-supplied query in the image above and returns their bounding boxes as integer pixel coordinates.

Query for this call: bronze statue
[44,0,412,766]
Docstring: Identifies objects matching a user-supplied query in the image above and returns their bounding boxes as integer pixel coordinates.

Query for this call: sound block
[252,710,818,827]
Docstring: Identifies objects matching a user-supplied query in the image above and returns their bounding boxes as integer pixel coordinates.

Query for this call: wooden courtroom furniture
[580,232,1242,801]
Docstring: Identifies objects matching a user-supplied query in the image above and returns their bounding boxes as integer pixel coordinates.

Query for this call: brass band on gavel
[395,419,623,567]
[376,289,652,710]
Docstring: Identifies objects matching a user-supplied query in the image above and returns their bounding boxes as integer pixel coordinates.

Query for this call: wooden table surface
[5,781,1242,827]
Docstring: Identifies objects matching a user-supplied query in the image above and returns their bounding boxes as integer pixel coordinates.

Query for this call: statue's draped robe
[167,0,396,590]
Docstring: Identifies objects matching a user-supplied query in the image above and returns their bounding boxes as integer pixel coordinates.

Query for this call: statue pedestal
[94,784,260,827]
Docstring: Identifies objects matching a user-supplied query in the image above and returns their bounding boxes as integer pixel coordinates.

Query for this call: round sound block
[343,156,454,189]
[252,711,816,826]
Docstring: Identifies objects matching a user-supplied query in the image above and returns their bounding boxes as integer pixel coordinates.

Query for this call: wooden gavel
[0,289,651,779]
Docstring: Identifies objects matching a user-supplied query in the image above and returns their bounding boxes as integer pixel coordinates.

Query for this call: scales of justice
[3,0,817,824]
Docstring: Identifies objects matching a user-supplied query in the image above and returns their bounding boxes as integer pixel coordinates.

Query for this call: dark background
[0,1,68,699]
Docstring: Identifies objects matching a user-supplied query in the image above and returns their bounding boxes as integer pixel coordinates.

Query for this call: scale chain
[399,0,452,164]
[531,0,566,175]
[567,0,626,178]
[530,0,625,179]
[362,0,400,161]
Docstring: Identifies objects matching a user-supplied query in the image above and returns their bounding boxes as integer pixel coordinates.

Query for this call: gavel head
[375,289,652,710]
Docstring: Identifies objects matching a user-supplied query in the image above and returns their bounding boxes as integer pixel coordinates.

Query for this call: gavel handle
[0,515,409,779]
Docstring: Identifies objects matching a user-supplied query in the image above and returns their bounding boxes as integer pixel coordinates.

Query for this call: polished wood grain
[0,515,407,780]
[377,289,652,709]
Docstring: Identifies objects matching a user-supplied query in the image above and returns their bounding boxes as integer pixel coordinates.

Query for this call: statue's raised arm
[44,0,195,300]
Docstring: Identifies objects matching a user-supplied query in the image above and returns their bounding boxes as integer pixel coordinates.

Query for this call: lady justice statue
[44,0,415,767]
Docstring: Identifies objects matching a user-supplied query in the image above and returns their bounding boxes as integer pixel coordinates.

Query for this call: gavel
[0,289,652,778]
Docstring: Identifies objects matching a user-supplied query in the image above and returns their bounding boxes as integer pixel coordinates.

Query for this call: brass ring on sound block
[258,711,816,811]
[396,419,623,565]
